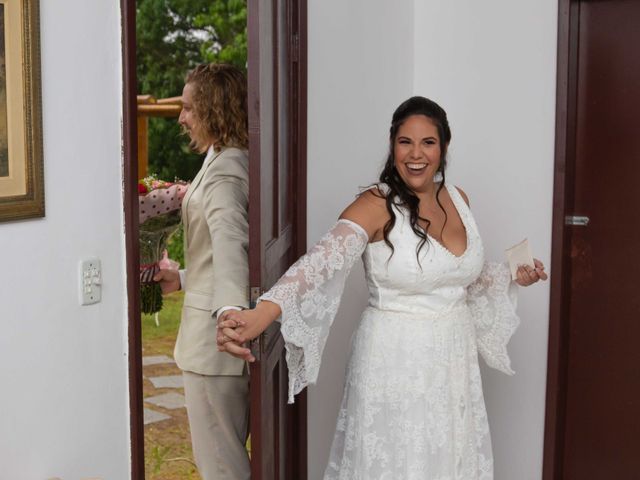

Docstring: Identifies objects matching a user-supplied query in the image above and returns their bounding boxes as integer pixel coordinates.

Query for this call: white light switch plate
[80,258,102,305]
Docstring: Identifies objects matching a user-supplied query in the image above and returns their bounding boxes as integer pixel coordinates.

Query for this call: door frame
[286,2,309,471]
[121,0,308,477]
[542,0,580,478]
[121,0,145,478]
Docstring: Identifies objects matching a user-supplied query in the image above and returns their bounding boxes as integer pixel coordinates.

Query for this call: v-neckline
[421,184,469,259]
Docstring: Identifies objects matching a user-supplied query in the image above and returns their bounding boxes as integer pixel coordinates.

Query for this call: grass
[142,291,201,480]
[142,290,184,356]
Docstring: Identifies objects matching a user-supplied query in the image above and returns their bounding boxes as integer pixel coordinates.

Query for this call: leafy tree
[137,0,247,268]
[136,0,247,182]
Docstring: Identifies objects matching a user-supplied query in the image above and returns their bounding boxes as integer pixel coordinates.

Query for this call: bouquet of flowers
[138,175,189,315]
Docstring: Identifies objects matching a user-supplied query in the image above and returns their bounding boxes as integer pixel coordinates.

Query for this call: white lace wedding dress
[260,183,519,480]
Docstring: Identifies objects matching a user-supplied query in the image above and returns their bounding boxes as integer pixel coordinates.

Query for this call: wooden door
[544,1,640,478]
[247,0,307,478]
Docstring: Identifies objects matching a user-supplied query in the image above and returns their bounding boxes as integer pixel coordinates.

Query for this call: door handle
[565,215,590,226]
[249,286,263,309]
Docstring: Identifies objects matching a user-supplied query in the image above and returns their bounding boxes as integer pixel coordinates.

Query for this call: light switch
[80,258,102,305]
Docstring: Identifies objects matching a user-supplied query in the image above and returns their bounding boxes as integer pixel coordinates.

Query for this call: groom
[154,63,251,480]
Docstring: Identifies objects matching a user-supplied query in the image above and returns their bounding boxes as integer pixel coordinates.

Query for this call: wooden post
[136,116,148,179]
[135,95,182,180]
[136,95,155,179]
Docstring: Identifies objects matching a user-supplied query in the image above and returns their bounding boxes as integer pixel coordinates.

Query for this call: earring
[433,170,443,183]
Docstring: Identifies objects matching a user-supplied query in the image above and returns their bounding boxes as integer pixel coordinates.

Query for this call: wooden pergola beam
[137,104,182,117]
[135,95,183,178]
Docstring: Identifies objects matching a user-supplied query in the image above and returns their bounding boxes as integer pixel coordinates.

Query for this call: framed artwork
[0,0,43,222]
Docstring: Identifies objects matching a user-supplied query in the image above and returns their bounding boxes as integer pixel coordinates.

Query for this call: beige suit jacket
[174,147,249,376]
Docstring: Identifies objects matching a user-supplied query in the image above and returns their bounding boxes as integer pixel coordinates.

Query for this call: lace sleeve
[467,261,520,375]
[259,219,369,403]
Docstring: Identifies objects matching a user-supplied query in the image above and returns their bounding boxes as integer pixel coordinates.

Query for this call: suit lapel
[182,148,223,239]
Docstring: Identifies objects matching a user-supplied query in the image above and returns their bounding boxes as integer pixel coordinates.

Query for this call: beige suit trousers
[183,370,250,480]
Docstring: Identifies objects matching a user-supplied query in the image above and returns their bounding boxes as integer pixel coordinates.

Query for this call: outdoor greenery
[136,0,247,182]
[141,291,184,354]
[137,0,248,268]
[166,224,185,268]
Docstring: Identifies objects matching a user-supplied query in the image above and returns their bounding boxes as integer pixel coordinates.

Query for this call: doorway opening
[125,2,249,479]
[122,1,308,478]
[137,4,248,478]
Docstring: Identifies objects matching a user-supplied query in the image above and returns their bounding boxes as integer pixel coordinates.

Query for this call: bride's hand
[515,258,548,286]
[216,309,256,362]
[217,305,277,362]
[217,301,283,362]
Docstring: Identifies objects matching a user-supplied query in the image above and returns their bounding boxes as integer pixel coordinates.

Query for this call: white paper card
[505,238,535,280]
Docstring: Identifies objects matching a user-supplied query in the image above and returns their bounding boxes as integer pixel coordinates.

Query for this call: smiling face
[393,114,444,193]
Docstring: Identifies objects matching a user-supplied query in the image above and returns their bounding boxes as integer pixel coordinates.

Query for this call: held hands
[514,258,548,286]
[216,301,281,363]
[216,309,258,363]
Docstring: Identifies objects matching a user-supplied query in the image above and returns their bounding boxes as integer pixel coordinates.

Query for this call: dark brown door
[247,0,307,478]
[545,1,640,478]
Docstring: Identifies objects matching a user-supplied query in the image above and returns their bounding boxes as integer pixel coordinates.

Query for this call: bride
[217,96,547,479]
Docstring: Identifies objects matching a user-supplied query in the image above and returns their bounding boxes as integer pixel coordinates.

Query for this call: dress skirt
[324,305,495,480]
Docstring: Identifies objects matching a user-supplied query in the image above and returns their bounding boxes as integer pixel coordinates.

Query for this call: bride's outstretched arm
[217,189,388,402]
[218,219,369,402]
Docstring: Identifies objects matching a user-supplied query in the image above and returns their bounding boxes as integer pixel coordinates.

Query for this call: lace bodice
[364,183,484,314]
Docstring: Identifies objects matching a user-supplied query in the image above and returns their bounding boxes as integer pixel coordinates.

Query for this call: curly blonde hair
[185,63,248,152]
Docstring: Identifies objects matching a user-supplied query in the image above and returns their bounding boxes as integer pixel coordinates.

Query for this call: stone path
[146,391,186,410]
[144,408,171,425]
[149,374,184,389]
[143,354,175,366]
[143,355,185,425]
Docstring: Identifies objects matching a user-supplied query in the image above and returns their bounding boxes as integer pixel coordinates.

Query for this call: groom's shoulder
[210,147,249,179]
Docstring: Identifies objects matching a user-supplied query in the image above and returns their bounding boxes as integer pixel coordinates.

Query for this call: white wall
[0,1,129,479]
[306,2,414,478]
[413,1,557,478]
[307,1,557,479]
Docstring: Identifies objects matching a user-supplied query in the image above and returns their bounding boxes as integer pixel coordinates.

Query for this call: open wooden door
[247,0,307,478]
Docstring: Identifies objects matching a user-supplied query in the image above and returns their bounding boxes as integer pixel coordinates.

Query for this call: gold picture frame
[0,0,43,222]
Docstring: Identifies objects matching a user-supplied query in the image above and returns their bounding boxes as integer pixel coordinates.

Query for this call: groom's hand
[153,268,181,294]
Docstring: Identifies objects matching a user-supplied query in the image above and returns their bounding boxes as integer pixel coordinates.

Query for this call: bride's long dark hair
[375,96,452,262]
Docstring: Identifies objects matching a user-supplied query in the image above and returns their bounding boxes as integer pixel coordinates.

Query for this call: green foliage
[166,223,185,268]
[136,0,247,181]
[147,118,201,182]
[142,291,184,340]
[148,444,172,474]
[141,283,164,314]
